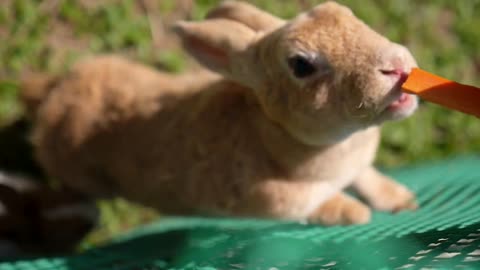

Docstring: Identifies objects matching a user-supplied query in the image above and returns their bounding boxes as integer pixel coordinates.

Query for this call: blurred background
[0,0,479,251]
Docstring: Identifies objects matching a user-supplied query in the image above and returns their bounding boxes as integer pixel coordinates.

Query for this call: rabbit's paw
[308,193,371,225]
[369,180,417,212]
[354,167,418,213]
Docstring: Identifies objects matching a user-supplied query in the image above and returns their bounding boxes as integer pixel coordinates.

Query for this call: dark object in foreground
[0,119,44,180]
[0,119,97,257]
[0,173,98,258]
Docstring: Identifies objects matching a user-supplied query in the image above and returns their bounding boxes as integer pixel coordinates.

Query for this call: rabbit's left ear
[174,19,257,79]
[205,0,285,32]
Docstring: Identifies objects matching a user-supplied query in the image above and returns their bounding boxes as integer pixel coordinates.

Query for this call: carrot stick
[402,68,480,118]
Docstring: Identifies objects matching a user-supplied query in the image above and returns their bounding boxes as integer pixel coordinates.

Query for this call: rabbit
[21,1,418,225]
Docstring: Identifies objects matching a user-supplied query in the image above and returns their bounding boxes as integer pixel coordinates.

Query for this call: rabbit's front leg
[307,193,371,225]
[352,167,417,212]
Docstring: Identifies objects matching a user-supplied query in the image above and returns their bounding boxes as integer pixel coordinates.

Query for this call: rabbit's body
[30,56,378,221]
[23,1,419,225]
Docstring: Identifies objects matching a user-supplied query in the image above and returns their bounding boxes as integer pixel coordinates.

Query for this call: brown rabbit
[21,1,418,225]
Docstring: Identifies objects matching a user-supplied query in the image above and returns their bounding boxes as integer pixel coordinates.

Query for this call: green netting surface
[2,156,480,269]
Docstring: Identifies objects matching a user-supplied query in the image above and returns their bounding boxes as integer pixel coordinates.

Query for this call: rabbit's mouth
[387,93,414,111]
[374,74,418,122]
[376,91,418,122]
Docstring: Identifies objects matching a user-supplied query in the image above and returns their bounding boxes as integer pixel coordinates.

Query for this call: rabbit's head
[175,1,417,145]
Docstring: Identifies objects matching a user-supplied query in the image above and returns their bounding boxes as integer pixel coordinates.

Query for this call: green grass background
[0,0,479,248]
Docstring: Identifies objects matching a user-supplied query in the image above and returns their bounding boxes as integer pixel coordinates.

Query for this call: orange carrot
[402,68,480,118]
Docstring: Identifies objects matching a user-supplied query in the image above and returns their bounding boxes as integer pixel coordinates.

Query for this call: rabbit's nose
[379,68,406,77]
[379,68,409,86]
[379,66,408,78]
[377,44,416,74]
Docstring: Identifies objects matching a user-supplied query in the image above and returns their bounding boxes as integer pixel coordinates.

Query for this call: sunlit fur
[21,1,417,225]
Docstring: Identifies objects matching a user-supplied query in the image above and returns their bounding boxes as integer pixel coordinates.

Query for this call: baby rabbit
[22,1,418,225]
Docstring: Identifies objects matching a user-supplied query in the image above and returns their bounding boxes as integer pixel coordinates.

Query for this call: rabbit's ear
[174,19,257,78]
[206,0,285,32]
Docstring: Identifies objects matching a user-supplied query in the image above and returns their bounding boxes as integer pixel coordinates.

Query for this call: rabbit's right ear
[206,0,285,32]
[174,19,257,79]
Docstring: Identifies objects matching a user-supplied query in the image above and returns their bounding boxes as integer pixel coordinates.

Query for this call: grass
[0,0,479,248]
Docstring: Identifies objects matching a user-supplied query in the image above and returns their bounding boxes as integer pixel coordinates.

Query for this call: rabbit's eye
[287,55,317,78]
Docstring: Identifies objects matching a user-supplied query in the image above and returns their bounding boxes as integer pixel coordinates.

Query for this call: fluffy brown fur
[21,1,418,225]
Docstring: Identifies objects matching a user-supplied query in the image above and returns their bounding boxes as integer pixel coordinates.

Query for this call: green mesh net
[1,156,480,269]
